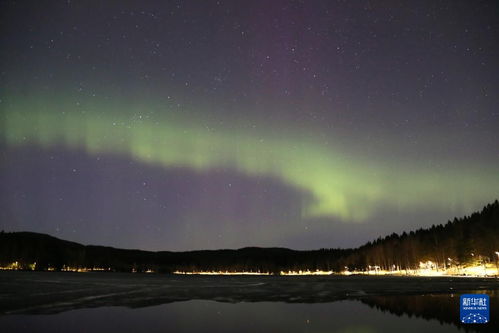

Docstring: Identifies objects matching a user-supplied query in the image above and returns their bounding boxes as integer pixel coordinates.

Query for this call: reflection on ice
[0,299,472,333]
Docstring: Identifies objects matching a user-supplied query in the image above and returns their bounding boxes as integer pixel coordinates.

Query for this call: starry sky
[1,0,498,251]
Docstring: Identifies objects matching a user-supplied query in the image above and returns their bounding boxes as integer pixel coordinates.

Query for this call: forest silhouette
[1,200,498,274]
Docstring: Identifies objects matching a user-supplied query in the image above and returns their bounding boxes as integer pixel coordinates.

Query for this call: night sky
[1,1,498,251]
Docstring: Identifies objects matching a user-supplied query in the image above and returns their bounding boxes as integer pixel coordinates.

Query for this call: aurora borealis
[1,1,498,250]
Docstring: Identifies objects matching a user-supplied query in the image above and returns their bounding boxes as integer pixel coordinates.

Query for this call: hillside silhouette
[1,200,497,274]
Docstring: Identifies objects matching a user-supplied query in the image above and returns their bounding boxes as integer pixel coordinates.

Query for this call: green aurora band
[2,94,498,222]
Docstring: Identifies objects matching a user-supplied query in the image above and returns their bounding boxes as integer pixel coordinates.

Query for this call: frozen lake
[0,271,498,332]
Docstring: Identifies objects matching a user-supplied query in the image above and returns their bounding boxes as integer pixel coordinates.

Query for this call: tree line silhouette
[0,200,497,274]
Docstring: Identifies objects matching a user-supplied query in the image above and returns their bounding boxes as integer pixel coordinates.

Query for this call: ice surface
[1,271,498,315]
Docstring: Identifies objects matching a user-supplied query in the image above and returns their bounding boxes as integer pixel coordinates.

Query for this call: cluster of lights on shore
[172,262,499,277]
[2,252,498,277]
[173,252,499,277]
